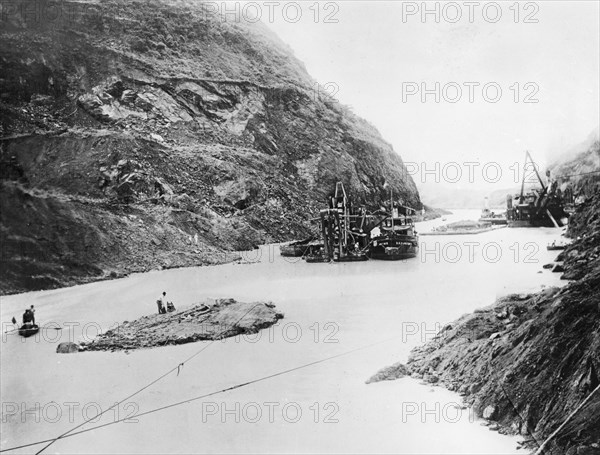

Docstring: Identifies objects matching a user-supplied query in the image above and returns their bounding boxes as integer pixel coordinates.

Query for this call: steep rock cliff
[0,0,420,294]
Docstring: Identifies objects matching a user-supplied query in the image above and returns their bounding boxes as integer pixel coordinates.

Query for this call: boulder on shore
[56,342,80,353]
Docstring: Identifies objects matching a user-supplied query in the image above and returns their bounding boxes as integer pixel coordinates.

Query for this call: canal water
[0,210,567,453]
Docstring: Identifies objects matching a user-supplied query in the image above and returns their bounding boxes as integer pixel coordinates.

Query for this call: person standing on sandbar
[157,291,167,314]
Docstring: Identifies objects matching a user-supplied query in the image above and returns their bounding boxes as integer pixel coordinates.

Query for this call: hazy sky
[255,0,600,189]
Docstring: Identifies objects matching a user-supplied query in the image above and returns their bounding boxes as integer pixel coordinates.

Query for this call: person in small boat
[22,308,34,325]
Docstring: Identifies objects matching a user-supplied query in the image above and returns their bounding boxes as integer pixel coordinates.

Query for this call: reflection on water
[0,210,567,453]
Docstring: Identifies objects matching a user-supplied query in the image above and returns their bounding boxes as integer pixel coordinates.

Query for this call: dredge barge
[282,182,419,263]
[507,151,570,227]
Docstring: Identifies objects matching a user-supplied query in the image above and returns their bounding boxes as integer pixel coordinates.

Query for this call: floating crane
[507,151,569,227]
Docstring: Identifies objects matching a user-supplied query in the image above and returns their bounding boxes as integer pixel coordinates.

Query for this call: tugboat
[479,197,507,225]
[368,206,419,260]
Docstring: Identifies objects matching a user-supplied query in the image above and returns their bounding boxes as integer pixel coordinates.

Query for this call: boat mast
[526,150,547,191]
[519,151,528,204]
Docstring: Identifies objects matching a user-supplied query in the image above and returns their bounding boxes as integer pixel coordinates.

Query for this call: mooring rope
[559,169,600,178]
[533,383,600,455]
[498,382,543,450]
[0,335,400,452]
[31,302,263,455]
[3,325,62,336]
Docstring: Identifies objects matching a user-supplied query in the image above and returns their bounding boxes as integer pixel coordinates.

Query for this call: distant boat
[479,208,508,225]
[421,219,505,236]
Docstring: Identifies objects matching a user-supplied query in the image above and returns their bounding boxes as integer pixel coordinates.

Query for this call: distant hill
[420,126,600,210]
[550,126,600,195]
[418,185,518,210]
[548,125,599,167]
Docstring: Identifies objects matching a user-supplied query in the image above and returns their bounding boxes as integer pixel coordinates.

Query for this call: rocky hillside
[0,0,420,294]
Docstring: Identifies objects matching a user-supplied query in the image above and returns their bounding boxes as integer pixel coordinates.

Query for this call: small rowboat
[547,243,567,251]
[19,323,39,338]
[334,253,368,262]
[305,255,331,263]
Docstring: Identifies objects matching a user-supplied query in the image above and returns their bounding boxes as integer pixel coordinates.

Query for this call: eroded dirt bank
[69,298,283,352]
[370,194,600,454]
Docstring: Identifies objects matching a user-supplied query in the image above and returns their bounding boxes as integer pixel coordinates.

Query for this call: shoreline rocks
[365,362,409,384]
[369,279,599,453]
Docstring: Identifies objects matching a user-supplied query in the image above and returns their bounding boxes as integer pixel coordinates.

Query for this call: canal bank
[1,210,566,453]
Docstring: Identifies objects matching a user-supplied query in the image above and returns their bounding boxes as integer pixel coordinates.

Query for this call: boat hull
[479,217,507,225]
[368,235,419,260]
[421,225,506,235]
[333,255,368,262]
[19,324,39,338]
[369,251,418,260]
[305,255,331,263]
[507,204,569,228]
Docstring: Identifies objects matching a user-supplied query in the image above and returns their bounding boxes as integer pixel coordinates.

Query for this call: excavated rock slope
[0,0,420,294]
